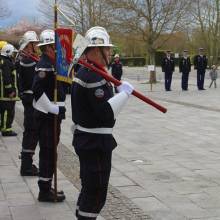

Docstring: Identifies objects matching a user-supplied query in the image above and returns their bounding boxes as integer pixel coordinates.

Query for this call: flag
[56,28,74,83]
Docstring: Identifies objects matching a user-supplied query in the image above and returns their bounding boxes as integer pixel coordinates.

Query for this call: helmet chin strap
[31,43,36,54]
[46,44,56,64]
[99,47,109,67]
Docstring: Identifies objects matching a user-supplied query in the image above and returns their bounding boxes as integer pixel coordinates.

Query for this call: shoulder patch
[38,71,46,78]
[94,88,104,98]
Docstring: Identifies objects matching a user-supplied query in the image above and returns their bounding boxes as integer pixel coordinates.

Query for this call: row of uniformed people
[18,30,66,202]
[31,26,134,219]
[0,37,39,178]
[1,26,134,219]
[162,48,208,91]
[0,31,66,202]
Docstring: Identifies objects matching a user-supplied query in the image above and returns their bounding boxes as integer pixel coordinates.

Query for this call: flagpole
[54,0,58,201]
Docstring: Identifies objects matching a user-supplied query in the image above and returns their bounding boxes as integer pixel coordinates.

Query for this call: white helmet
[1,44,18,57]
[114,54,120,58]
[19,31,39,50]
[38,29,55,47]
[85,26,113,47]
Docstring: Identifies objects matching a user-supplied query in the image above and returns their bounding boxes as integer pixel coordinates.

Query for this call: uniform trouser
[197,70,205,89]
[75,149,112,220]
[209,79,217,88]
[181,72,189,90]
[165,72,173,91]
[113,76,122,93]
[0,101,15,132]
[21,98,38,167]
[37,116,61,192]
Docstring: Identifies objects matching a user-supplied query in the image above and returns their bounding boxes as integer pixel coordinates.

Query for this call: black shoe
[20,164,39,176]
[201,88,206,90]
[38,189,66,202]
[2,131,17,137]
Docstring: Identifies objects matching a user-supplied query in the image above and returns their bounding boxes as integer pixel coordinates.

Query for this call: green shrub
[119,57,146,66]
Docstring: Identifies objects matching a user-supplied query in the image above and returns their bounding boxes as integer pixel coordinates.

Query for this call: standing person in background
[194,48,208,90]
[32,29,66,202]
[111,54,123,93]
[0,43,19,136]
[17,31,39,176]
[209,65,218,88]
[162,50,175,91]
[179,50,191,91]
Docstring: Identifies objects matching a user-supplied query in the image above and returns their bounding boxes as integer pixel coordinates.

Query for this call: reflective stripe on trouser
[0,101,15,132]
[21,100,38,154]
[75,149,112,219]
[37,116,61,192]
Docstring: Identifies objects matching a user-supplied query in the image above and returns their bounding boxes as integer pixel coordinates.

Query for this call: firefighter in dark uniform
[0,43,19,136]
[162,50,175,91]
[71,26,134,220]
[111,54,123,93]
[193,48,208,90]
[32,30,66,202]
[179,50,191,91]
[18,31,39,176]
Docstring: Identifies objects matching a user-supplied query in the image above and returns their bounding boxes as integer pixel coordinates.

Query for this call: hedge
[118,57,146,66]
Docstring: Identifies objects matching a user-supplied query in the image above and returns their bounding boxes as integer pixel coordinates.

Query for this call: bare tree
[105,0,191,64]
[0,0,11,19]
[38,0,193,62]
[38,0,115,34]
[190,0,220,64]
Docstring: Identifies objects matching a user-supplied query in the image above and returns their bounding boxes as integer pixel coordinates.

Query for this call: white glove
[117,81,134,95]
[49,104,59,115]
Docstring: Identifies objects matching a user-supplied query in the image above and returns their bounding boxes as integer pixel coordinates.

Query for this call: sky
[0,0,42,28]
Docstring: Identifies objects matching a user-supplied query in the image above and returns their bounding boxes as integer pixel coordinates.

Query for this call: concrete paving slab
[0,217,13,220]
[10,205,41,220]
[6,192,35,206]
[4,66,220,219]
[132,196,169,212]
[0,201,10,217]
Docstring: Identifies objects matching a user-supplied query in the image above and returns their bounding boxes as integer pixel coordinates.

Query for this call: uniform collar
[41,53,54,66]
[0,55,12,62]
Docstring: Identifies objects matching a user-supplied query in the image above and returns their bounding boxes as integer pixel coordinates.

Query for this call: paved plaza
[1,67,220,219]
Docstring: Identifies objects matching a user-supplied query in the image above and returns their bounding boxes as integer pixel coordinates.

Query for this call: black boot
[38,189,66,202]
[20,164,39,176]
[2,131,17,136]
[20,153,39,176]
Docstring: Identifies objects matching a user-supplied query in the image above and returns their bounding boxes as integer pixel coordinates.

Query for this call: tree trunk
[148,46,157,83]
